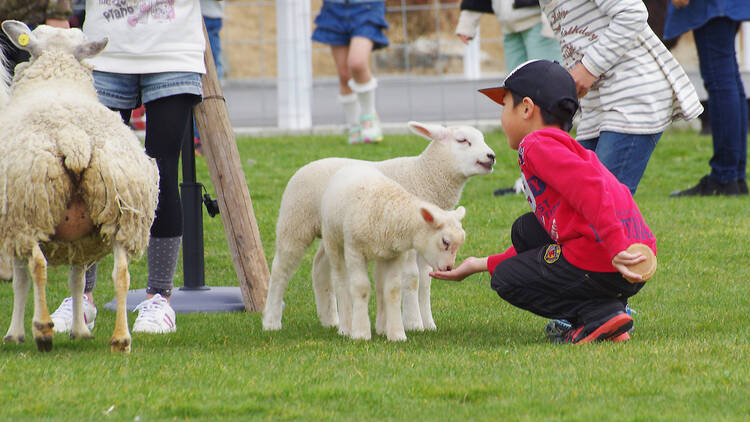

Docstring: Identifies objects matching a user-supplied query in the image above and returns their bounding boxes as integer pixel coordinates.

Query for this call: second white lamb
[321,165,466,341]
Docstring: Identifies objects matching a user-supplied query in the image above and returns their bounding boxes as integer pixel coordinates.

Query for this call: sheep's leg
[69,265,92,340]
[110,242,131,353]
[373,261,386,335]
[4,256,31,344]
[346,252,371,340]
[29,244,53,352]
[417,255,437,331]
[401,250,424,331]
[312,245,338,328]
[324,244,350,337]
[262,240,309,331]
[381,257,407,341]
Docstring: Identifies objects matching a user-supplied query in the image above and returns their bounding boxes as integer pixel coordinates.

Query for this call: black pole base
[102,286,245,313]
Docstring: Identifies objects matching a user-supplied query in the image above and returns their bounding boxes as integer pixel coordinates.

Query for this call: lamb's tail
[0,48,11,108]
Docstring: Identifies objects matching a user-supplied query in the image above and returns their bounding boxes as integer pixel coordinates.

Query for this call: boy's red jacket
[488,127,657,274]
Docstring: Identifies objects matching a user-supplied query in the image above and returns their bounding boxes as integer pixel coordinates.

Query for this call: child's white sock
[338,92,360,128]
[348,78,378,118]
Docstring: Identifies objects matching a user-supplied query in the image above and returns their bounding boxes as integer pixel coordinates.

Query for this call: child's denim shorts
[312,1,390,50]
[93,70,203,110]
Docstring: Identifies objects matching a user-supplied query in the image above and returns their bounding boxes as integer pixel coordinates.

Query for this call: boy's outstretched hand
[430,256,488,281]
[611,249,647,282]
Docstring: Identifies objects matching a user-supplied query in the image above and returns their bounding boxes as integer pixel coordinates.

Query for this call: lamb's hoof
[423,320,437,331]
[386,332,407,342]
[350,330,371,341]
[35,336,53,352]
[261,317,282,331]
[318,311,339,328]
[70,331,94,340]
[403,318,424,332]
[110,337,131,353]
[3,334,25,344]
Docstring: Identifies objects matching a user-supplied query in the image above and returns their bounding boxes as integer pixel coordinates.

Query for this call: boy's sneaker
[562,311,633,344]
[132,294,176,334]
[50,294,97,333]
[347,125,362,144]
[359,113,383,143]
[545,318,572,343]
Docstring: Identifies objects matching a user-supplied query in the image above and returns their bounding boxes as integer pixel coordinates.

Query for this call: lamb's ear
[408,121,449,142]
[74,38,108,60]
[1,20,42,56]
[419,204,442,229]
[453,206,466,221]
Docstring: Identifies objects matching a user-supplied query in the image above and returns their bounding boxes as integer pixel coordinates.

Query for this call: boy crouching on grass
[430,60,656,344]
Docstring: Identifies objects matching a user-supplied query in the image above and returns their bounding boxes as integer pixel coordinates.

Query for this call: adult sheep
[0,22,159,353]
[263,121,495,332]
[322,165,466,341]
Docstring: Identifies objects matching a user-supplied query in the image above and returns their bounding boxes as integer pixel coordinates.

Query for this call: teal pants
[503,23,562,72]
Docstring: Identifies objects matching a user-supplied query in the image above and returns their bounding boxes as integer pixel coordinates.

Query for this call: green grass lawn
[1,128,748,421]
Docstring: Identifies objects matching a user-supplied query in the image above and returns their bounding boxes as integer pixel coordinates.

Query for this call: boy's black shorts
[490,213,644,326]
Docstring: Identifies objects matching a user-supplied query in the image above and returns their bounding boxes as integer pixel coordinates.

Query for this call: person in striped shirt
[539,0,703,195]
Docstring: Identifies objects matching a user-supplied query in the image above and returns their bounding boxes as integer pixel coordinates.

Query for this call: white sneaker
[50,294,97,333]
[132,294,176,334]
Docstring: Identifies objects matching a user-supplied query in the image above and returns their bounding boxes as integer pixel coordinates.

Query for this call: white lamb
[0,22,159,353]
[263,121,495,332]
[321,165,466,341]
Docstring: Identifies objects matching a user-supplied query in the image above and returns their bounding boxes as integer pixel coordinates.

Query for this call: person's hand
[611,249,646,282]
[45,18,70,29]
[569,62,597,98]
[429,256,487,281]
[671,0,690,8]
[457,34,473,45]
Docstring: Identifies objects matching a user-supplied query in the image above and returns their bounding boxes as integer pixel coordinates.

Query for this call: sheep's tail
[0,49,11,108]
[57,125,92,176]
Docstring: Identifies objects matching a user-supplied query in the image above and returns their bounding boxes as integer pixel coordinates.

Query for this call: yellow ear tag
[17,34,29,47]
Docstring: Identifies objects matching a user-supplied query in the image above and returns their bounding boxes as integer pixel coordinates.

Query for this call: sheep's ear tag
[17,34,29,47]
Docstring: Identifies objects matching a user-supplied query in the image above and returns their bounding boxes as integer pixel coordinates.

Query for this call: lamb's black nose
[487,153,496,162]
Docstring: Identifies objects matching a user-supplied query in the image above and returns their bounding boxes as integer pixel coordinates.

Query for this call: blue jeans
[693,17,748,183]
[579,132,662,195]
[93,71,202,109]
[204,16,224,81]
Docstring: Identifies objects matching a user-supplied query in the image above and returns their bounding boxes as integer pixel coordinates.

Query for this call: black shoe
[493,187,516,196]
[670,175,740,197]
[739,179,749,195]
[561,311,633,344]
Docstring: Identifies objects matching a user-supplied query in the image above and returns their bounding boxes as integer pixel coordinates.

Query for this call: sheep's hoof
[261,317,282,331]
[110,338,131,353]
[70,331,94,340]
[403,318,424,332]
[386,332,407,342]
[35,336,53,352]
[3,334,25,344]
[423,320,437,331]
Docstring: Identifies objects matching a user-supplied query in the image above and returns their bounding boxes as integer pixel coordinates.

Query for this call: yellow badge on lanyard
[544,244,561,264]
[17,34,29,47]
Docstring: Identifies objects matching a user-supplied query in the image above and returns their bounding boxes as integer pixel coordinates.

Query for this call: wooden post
[193,24,269,312]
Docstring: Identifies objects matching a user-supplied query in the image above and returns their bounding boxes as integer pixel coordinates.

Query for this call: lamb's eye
[457,138,472,146]
[442,238,450,250]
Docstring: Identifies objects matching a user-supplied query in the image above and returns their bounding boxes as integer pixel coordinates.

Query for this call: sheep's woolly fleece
[0,25,159,266]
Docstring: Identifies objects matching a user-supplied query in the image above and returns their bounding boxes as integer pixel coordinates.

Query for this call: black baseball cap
[478,59,579,131]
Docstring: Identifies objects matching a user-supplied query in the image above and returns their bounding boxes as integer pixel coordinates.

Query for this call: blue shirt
[664,0,750,39]
[324,0,385,3]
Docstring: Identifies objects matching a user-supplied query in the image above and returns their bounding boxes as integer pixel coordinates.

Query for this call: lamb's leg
[4,257,30,344]
[417,255,437,331]
[401,250,424,331]
[347,252,371,340]
[262,240,309,331]
[381,257,407,341]
[325,243,350,337]
[29,244,53,352]
[312,245,338,327]
[373,261,386,335]
[110,242,131,353]
[69,265,92,340]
